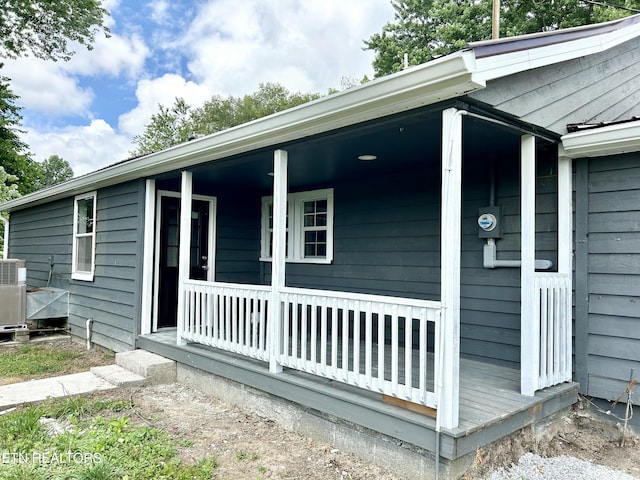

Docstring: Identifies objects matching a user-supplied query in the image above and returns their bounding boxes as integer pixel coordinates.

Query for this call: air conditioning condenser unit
[0,259,27,328]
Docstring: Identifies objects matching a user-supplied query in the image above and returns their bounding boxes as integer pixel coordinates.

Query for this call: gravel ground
[484,452,637,480]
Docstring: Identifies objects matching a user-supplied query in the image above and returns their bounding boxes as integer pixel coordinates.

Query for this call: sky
[3,0,396,177]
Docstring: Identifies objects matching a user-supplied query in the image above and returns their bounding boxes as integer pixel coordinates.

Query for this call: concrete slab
[115,350,176,385]
[0,372,116,410]
[91,365,147,387]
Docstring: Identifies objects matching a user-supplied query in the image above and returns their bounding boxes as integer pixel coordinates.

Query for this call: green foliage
[0,345,81,378]
[38,155,74,188]
[0,0,110,62]
[364,0,640,76]
[0,399,217,480]
[131,82,321,156]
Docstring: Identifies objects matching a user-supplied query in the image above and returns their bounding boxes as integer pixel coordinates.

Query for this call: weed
[0,401,217,480]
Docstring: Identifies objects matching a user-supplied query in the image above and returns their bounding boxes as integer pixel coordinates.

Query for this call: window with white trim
[72,191,97,281]
[261,188,333,263]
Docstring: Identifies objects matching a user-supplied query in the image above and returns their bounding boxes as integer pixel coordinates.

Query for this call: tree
[132,83,320,156]
[0,166,19,258]
[0,73,33,194]
[364,0,640,77]
[0,0,109,62]
[39,155,73,188]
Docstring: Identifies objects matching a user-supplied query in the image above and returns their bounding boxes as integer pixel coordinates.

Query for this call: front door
[154,193,216,330]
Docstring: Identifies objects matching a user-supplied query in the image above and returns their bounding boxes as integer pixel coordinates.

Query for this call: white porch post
[520,135,537,396]
[557,147,573,382]
[269,149,288,373]
[140,179,156,335]
[177,171,193,346]
[439,108,462,430]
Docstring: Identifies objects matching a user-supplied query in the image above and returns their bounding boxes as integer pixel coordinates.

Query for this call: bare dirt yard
[2,336,639,479]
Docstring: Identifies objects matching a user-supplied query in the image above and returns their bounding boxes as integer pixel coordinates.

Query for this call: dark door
[157,196,211,329]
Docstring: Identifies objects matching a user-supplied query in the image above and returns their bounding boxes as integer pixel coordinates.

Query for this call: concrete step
[115,349,176,385]
[90,364,147,387]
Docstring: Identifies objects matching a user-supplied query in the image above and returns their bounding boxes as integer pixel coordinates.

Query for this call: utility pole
[492,0,500,39]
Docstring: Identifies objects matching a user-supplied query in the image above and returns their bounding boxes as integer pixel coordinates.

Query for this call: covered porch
[137,101,576,439]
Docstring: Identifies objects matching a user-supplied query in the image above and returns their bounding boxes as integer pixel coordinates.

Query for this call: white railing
[179,282,443,409]
[534,273,572,389]
[181,280,271,361]
[279,287,441,408]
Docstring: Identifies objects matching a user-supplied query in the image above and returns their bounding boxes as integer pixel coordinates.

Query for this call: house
[2,14,640,479]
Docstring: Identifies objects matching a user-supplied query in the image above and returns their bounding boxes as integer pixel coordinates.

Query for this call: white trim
[1,215,8,259]
[71,191,97,282]
[474,16,640,82]
[269,149,288,373]
[177,173,192,346]
[153,189,217,333]
[561,120,640,158]
[140,179,156,335]
[557,149,573,382]
[0,52,480,214]
[438,107,462,430]
[260,188,334,264]
[520,135,537,396]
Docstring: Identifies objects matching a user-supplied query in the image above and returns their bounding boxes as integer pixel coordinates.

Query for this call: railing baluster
[404,307,413,398]
[377,303,385,392]
[178,281,442,409]
[330,296,338,378]
[310,296,318,371]
[353,301,361,381]
[365,302,372,386]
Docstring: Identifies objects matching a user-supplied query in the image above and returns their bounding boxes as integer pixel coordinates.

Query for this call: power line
[582,0,640,13]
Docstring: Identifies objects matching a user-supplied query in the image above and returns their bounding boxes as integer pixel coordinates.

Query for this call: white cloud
[118,73,212,138]
[23,120,132,177]
[149,0,171,24]
[181,0,394,97]
[65,32,149,78]
[3,59,94,116]
[2,29,148,118]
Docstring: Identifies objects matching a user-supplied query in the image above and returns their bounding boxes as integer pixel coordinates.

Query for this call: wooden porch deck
[137,329,578,462]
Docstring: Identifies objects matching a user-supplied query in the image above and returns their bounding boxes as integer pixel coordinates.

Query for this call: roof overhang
[4,13,640,212]
[470,14,640,82]
[561,120,640,158]
[0,51,482,212]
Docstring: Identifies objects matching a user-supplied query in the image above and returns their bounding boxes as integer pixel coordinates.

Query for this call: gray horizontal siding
[583,153,640,404]
[469,35,640,134]
[215,188,261,284]
[68,180,145,352]
[8,198,73,289]
[258,151,557,369]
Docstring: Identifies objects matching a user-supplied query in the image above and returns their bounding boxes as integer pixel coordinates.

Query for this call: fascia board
[473,20,640,82]
[0,51,482,213]
[561,120,640,158]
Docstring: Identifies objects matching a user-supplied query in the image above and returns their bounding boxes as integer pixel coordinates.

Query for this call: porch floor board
[137,329,578,460]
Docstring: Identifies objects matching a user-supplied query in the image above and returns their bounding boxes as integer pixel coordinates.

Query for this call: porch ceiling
[178,105,525,193]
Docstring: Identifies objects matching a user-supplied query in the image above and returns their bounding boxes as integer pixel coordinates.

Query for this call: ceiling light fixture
[358,154,377,161]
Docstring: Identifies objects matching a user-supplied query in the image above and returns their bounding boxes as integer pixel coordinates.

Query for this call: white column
[177,171,193,346]
[439,108,462,430]
[140,179,156,335]
[269,149,288,373]
[520,135,538,396]
[557,147,573,381]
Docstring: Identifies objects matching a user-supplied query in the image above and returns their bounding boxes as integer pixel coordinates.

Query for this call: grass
[0,345,82,378]
[0,396,217,480]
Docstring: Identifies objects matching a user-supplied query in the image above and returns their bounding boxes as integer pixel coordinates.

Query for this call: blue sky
[4,0,395,177]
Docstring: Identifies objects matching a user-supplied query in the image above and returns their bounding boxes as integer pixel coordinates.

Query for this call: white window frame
[72,191,97,281]
[260,188,333,264]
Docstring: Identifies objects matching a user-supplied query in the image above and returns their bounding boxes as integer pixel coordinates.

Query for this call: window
[72,191,97,281]
[261,188,333,263]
